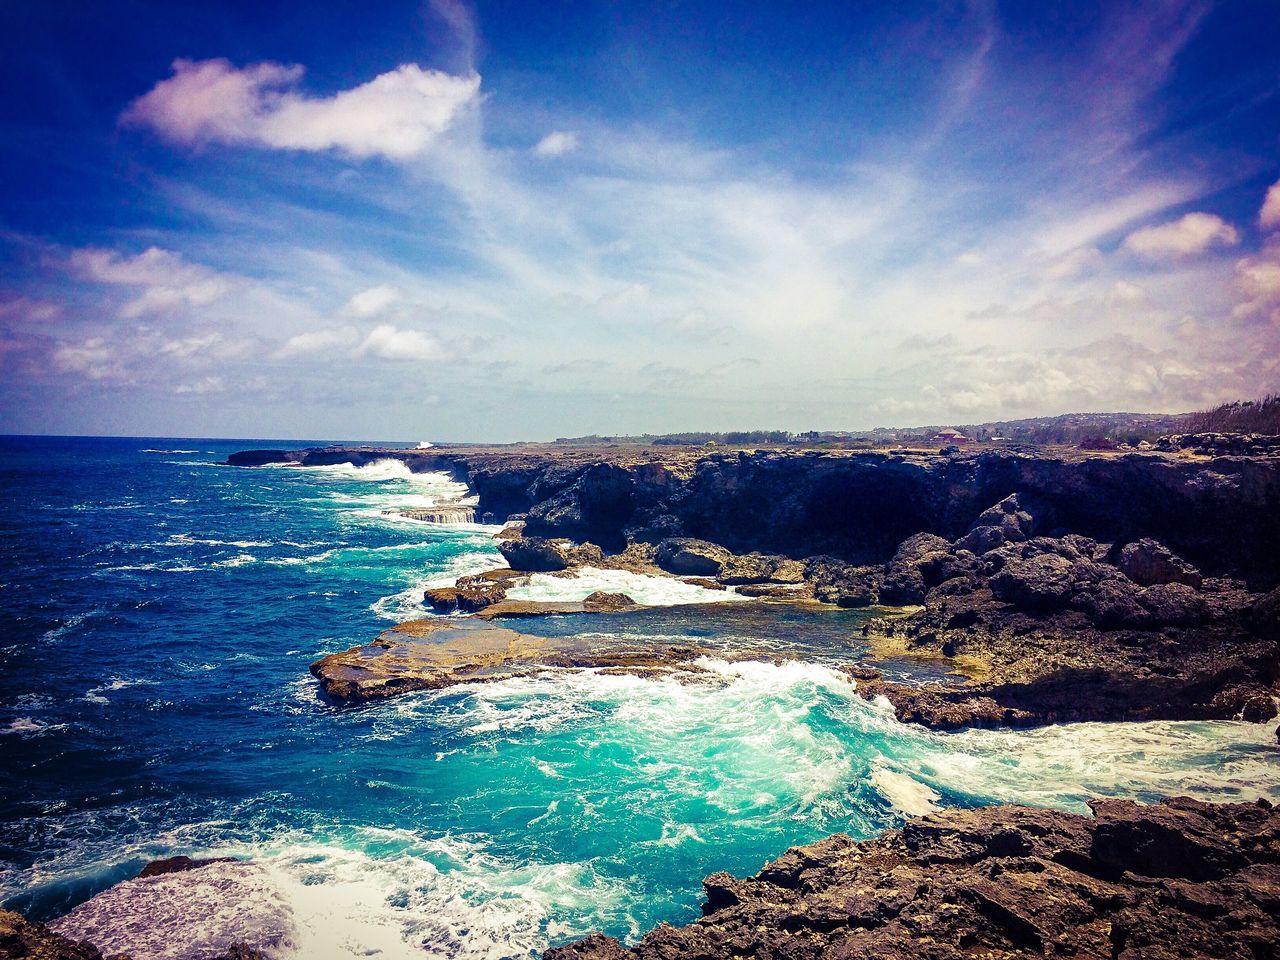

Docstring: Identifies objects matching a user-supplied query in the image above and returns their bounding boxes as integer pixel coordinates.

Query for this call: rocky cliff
[228,445,1280,587]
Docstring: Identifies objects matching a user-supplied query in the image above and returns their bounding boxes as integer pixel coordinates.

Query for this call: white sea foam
[211,554,257,569]
[369,549,507,621]
[166,534,276,549]
[868,765,941,816]
[140,449,204,454]
[51,861,296,960]
[1,717,66,737]
[84,677,153,705]
[47,832,632,960]
[505,567,749,607]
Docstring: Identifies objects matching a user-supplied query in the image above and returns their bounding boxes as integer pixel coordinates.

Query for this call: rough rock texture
[547,797,1280,960]
[849,512,1278,729]
[136,855,237,879]
[311,618,709,703]
[0,910,102,960]
[655,538,732,576]
[498,536,604,572]
[423,569,530,613]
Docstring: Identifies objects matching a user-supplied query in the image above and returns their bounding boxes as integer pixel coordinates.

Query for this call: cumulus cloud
[1233,241,1280,323]
[533,131,578,157]
[359,324,440,361]
[70,247,234,318]
[1261,179,1280,232]
[343,284,402,317]
[123,59,480,160]
[1123,212,1240,259]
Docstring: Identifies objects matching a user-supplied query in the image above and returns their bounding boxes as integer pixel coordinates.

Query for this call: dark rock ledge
[547,796,1280,960]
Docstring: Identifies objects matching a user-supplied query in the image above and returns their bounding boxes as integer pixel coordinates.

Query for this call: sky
[1,0,1279,442]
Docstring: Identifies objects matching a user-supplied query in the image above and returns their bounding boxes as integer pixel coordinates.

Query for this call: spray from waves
[369,549,507,621]
[505,567,750,607]
[913,714,1280,809]
[23,810,634,960]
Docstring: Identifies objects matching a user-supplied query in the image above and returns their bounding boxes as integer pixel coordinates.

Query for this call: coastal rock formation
[848,518,1277,728]
[547,796,1280,960]
[655,538,732,576]
[311,618,709,703]
[423,569,530,613]
[0,910,102,960]
[498,536,604,572]
[229,444,1280,588]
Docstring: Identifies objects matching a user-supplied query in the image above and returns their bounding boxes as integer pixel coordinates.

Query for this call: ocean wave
[369,550,508,621]
[139,449,205,454]
[504,567,751,607]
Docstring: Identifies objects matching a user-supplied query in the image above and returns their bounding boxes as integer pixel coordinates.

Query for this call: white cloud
[123,59,480,161]
[70,247,234,318]
[344,284,402,317]
[359,324,440,361]
[52,337,127,381]
[1123,212,1240,259]
[275,327,359,358]
[533,131,578,157]
[1260,178,1280,231]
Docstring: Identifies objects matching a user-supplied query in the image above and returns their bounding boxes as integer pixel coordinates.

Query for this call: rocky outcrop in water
[547,796,1280,960]
[311,618,709,703]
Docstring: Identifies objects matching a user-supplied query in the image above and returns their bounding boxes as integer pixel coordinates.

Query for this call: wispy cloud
[1123,213,1241,260]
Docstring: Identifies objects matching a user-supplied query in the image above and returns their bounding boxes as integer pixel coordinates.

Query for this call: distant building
[931,428,970,444]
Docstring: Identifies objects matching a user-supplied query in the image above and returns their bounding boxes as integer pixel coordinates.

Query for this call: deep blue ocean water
[1,436,1277,959]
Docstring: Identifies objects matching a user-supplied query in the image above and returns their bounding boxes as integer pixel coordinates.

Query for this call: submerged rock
[548,797,1280,960]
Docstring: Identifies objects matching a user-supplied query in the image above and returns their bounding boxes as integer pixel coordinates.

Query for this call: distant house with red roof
[931,428,970,444]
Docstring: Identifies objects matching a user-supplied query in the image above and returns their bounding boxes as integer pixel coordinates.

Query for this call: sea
[1,435,1277,959]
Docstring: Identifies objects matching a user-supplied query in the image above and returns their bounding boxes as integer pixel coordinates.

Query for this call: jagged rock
[548,798,1280,960]
[497,537,604,572]
[1118,538,1203,588]
[990,553,1075,610]
[1140,582,1209,625]
[581,591,638,612]
[311,618,711,702]
[1070,576,1150,628]
[1252,586,1280,641]
[0,909,103,960]
[716,553,807,586]
[880,533,950,604]
[424,569,529,613]
[655,538,732,576]
[805,557,883,607]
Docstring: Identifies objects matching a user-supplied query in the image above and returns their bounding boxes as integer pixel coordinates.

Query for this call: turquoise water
[2,436,1277,959]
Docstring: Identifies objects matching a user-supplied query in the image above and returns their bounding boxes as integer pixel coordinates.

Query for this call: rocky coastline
[12,440,1269,960]
[235,441,1280,735]
[546,796,1280,960]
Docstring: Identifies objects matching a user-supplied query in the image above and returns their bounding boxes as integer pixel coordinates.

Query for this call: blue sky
[1,0,1278,441]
